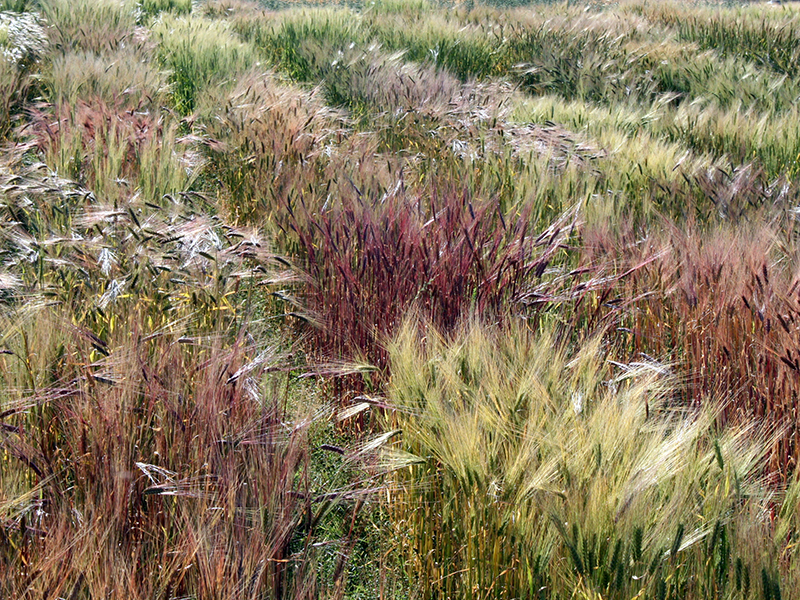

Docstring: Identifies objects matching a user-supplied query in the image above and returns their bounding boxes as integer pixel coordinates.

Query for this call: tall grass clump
[0,12,46,137]
[197,70,344,223]
[0,150,372,598]
[23,98,196,205]
[136,0,192,22]
[670,9,800,79]
[40,0,137,53]
[518,73,800,182]
[287,186,586,372]
[5,0,800,596]
[0,53,28,139]
[151,14,257,113]
[0,0,33,10]
[197,48,531,226]
[0,155,291,333]
[0,10,47,65]
[598,221,800,475]
[366,0,431,17]
[508,15,640,102]
[662,102,800,179]
[0,305,327,599]
[233,8,367,85]
[364,12,512,81]
[199,0,263,19]
[45,49,169,108]
[385,317,800,599]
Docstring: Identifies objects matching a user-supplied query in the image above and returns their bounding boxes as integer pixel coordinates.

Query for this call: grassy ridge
[1,0,800,598]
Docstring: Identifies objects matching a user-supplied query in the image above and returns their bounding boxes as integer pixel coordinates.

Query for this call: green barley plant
[22,98,195,205]
[670,8,800,78]
[365,11,512,81]
[136,0,192,22]
[151,14,257,113]
[0,139,371,598]
[0,155,290,332]
[196,69,344,223]
[0,0,33,10]
[0,51,28,139]
[199,0,262,19]
[45,48,169,108]
[384,316,799,599]
[661,101,800,179]
[40,0,138,53]
[0,303,329,598]
[512,93,800,219]
[233,7,367,84]
[366,0,432,17]
[0,11,46,138]
[0,10,47,65]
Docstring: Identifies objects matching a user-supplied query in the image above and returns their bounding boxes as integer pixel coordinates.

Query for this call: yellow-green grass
[385,316,800,599]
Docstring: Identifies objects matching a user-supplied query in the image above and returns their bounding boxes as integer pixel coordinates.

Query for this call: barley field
[1,0,800,598]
